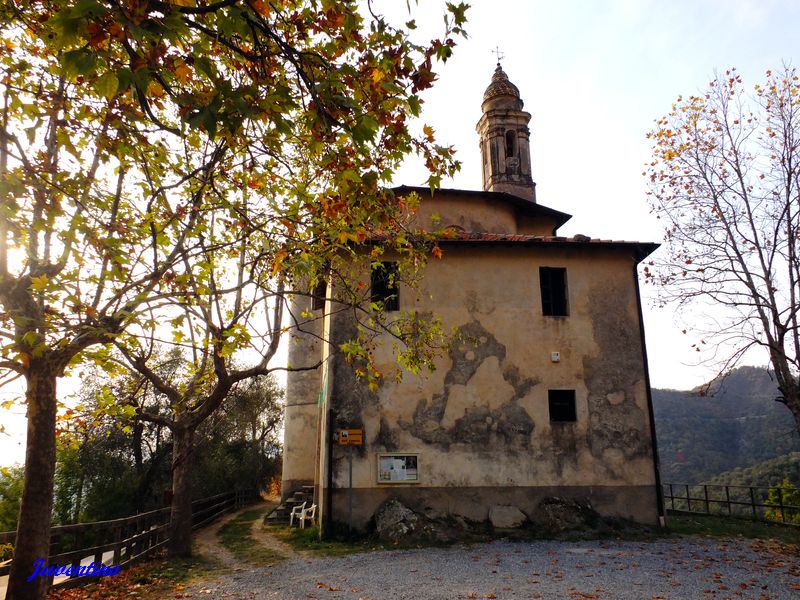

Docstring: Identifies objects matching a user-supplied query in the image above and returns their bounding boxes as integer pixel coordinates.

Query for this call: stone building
[281,64,662,533]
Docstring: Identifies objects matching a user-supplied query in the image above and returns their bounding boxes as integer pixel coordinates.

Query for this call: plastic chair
[300,504,317,529]
[289,501,306,527]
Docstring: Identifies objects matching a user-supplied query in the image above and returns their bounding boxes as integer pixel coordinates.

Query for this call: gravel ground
[183,537,800,600]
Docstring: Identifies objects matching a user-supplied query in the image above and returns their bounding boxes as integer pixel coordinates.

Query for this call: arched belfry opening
[505,130,516,158]
[476,62,536,202]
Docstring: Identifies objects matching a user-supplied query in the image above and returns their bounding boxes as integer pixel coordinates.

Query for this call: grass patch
[667,513,800,544]
[218,509,285,566]
[269,524,385,557]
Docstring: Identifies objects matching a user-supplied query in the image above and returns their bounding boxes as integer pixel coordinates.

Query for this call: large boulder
[530,497,599,533]
[489,505,527,529]
[374,499,420,541]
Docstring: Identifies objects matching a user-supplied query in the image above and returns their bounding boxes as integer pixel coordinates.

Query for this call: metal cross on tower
[492,46,505,65]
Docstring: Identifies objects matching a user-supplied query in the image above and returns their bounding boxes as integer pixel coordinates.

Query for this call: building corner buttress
[281,292,323,499]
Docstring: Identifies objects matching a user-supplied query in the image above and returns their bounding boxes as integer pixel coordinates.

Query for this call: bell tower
[476,62,536,202]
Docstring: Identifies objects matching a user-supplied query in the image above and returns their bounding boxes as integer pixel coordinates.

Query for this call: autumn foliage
[646,66,800,436]
[0,1,468,598]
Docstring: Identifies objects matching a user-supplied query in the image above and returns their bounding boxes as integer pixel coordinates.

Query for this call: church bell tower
[476,62,536,202]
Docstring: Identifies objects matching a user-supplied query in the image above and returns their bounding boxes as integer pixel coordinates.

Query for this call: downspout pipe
[324,407,335,538]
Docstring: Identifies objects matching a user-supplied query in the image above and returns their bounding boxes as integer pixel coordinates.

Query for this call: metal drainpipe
[324,407,335,538]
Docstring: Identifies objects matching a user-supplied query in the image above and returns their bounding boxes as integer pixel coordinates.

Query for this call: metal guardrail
[0,488,255,589]
[663,482,800,526]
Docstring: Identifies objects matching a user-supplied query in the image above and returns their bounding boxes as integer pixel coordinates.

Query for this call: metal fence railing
[662,483,800,526]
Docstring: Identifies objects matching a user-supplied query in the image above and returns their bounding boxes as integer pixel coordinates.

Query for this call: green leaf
[94,72,118,100]
[72,0,105,17]
[61,49,97,78]
[408,95,421,117]
[353,114,379,143]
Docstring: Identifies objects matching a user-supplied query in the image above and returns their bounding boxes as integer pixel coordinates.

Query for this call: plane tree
[646,66,800,434]
[0,0,467,597]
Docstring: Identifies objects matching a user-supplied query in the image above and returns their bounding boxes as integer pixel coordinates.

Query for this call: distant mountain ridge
[652,366,800,484]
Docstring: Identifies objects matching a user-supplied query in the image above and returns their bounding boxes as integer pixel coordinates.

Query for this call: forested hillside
[653,366,800,484]
[701,453,800,488]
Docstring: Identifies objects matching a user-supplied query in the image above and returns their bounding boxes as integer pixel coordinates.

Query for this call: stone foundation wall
[328,485,660,531]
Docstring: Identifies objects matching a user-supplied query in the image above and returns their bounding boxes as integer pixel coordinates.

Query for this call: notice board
[377,453,419,483]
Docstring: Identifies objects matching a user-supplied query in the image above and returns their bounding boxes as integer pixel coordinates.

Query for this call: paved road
[185,537,800,599]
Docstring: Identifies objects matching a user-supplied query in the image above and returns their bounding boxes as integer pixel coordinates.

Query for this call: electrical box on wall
[550,351,561,362]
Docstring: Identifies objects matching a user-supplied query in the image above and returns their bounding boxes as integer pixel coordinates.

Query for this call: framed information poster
[377,453,419,483]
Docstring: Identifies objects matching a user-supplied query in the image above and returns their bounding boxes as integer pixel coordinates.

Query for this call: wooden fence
[663,483,800,525]
[0,489,254,589]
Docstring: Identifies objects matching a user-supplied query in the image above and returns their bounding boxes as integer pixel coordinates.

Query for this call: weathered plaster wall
[281,294,323,496]
[516,213,562,236]
[326,245,658,527]
[412,193,518,234]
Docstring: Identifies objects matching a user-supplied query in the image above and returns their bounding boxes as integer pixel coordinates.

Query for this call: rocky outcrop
[488,505,527,529]
[374,500,421,541]
[530,497,599,533]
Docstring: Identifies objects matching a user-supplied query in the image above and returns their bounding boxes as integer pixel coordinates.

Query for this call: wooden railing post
[703,485,710,514]
[113,522,122,566]
[725,485,731,516]
[750,487,757,520]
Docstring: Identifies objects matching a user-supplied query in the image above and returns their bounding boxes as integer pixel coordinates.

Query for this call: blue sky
[387,0,800,389]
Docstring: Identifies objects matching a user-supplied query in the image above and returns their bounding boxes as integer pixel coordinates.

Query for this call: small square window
[548,389,577,422]
[370,262,399,311]
[540,267,568,316]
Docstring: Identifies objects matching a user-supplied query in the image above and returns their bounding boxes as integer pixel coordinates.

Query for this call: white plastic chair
[300,504,317,529]
[289,501,306,527]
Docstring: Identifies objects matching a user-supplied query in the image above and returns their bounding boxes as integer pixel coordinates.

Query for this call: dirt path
[193,505,249,569]
[248,507,301,560]
[193,498,300,569]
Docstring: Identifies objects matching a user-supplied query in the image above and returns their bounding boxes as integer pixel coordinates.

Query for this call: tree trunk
[785,390,800,438]
[6,367,58,600]
[168,426,194,557]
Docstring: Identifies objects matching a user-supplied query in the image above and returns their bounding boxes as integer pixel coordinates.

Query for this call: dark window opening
[540,267,568,316]
[371,261,399,311]
[548,390,577,422]
[311,279,327,311]
[505,130,516,157]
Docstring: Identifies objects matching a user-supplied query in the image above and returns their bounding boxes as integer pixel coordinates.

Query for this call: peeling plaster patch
[607,391,625,406]
[376,416,399,451]
[583,287,649,465]
[465,290,496,316]
[330,313,378,459]
[400,319,538,449]
[547,423,580,477]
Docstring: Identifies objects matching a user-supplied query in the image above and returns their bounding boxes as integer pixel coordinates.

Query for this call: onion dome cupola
[476,63,536,202]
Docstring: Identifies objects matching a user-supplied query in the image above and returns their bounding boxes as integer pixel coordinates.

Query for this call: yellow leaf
[271,249,288,277]
[29,274,49,291]
[174,63,192,84]
[371,68,385,84]
[148,81,165,98]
